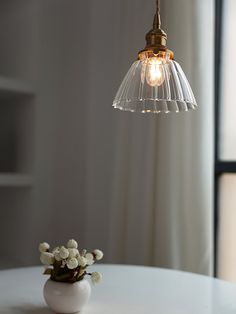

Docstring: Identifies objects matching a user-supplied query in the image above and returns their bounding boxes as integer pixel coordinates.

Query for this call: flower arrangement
[39,239,103,284]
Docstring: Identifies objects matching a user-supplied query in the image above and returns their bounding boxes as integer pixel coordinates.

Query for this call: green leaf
[53,273,72,282]
[43,268,52,275]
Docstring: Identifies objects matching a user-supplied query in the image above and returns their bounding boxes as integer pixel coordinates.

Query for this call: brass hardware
[138,49,174,61]
[138,0,174,60]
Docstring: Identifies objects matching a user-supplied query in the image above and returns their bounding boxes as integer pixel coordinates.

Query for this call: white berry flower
[54,251,62,261]
[67,257,79,269]
[40,252,55,265]
[52,246,59,254]
[59,246,69,259]
[93,249,103,260]
[38,242,50,253]
[85,253,94,265]
[67,239,78,249]
[91,272,102,284]
[77,256,87,267]
[68,248,79,258]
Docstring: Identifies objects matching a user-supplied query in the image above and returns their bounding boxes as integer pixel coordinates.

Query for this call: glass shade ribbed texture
[113,57,197,113]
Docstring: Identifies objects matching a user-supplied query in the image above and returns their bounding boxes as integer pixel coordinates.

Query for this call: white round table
[1,264,236,313]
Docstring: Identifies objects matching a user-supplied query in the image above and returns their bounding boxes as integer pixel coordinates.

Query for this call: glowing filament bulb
[145,57,165,87]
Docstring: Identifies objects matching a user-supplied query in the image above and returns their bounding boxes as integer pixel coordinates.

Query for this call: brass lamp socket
[138,26,174,60]
[146,28,167,47]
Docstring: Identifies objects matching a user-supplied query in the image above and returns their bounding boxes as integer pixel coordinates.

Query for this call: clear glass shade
[113,54,197,113]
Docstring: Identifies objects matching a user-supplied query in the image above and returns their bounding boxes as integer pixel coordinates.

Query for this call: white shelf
[0,174,33,187]
[0,76,35,97]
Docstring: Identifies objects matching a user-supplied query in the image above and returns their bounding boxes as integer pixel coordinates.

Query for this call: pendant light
[112,0,197,113]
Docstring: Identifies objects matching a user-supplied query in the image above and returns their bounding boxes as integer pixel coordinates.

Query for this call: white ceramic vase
[43,279,91,313]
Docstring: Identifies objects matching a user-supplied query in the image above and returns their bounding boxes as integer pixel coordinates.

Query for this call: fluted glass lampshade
[113,51,197,113]
[112,0,197,114]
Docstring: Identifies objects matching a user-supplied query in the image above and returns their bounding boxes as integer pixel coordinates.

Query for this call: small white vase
[43,278,91,313]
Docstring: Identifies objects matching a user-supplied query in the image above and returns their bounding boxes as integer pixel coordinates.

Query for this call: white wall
[31,1,90,261]
[29,0,155,265]
[0,0,213,274]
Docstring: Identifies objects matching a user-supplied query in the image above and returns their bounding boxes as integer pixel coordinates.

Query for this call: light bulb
[144,57,165,87]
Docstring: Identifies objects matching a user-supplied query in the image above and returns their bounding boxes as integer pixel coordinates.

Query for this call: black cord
[156,0,160,14]
[153,0,161,29]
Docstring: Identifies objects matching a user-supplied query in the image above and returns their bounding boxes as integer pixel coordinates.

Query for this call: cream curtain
[85,0,214,275]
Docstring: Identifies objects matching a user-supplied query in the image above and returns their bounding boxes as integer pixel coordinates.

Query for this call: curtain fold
[85,0,214,275]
